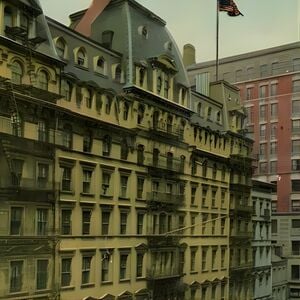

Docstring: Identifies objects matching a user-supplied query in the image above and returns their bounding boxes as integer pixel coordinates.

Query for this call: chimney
[183,44,196,67]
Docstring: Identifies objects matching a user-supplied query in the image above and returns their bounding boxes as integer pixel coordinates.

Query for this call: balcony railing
[150,123,184,140]
[146,192,184,206]
[230,202,252,213]
[147,235,181,248]
[230,230,253,238]
[146,157,185,173]
[4,178,55,190]
[147,266,181,280]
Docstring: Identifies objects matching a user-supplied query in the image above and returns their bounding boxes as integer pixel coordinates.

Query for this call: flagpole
[216,0,219,81]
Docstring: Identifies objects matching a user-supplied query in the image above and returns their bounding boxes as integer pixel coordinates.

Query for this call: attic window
[102,30,114,49]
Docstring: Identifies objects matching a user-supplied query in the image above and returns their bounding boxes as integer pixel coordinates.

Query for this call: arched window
[137,105,145,125]
[83,130,92,152]
[120,139,129,160]
[96,57,105,74]
[153,111,159,129]
[115,65,121,82]
[38,70,48,90]
[197,103,202,115]
[85,89,92,108]
[56,38,66,59]
[216,111,221,123]
[123,102,129,120]
[62,80,72,101]
[139,68,145,87]
[102,135,111,156]
[167,115,173,133]
[11,61,23,84]
[207,107,212,120]
[105,96,112,114]
[212,163,217,179]
[4,6,13,29]
[157,76,162,93]
[77,48,86,66]
[167,152,173,170]
[137,144,144,165]
[63,124,72,149]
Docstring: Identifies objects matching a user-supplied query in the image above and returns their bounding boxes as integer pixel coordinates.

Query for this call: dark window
[82,170,92,193]
[102,135,111,156]
[101,211,110,235]
[61,166,71,191]
[10,261,23,292]
[137,105,145,124]
[101,251,110,282]
[120,254,128,280]
[4,6,13,29]
[77,49,86,66]
[292,241,300,255]
[36,260,48,290]
[36,208,48,235]
[137,144,144,165]
[137,213,144,234]
[56,39,66,59]
[82,209,91,235]
[101,172,111,195]
[292,180,300,192]
[10,207,23,235]
[61,258,71,286]
[292,219,300,228]
[102,30,114,48]
[136,253,144,278]
[120,212,128,234]
[137,177,144,199]
[61,209,72,235]
[82,256,92,284]
[115,65,121,82]
[120,139,129,160]
[83,131,92,152]
[62,124,72,149]
[123,102,129,120]
[292,265,300,280]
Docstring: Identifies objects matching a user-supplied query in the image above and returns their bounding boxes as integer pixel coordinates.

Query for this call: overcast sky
[39,0,300,62]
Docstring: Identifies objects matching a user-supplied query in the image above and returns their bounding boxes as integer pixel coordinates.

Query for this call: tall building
[0,0,253,299]
[186,42,300,299]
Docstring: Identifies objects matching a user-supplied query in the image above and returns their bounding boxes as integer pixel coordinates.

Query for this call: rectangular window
[259,143,266,159]
[293,80,300,93]
[270,83,278,96]
[270,103,278,119]
[270,123,277,139]
[292,180,300,192]
[101,251,110,282]
[101,171,111,195]
[82,170,92,194]
[82,256,92,284]
[271,219,277,233]
[293,120,300,134]
[246,87,253,101]
[10,207,23,235]
[212,248,217,270]
[120,212,128,234]
[137,177,144,199]
[221,248,226,268]
[61,167,71,191]
[61,258,72,287]
[221,218,225,235]
[259,85,267,99]
[260,124,266,140]
[270,142,277,155]
[82,209,91,235]
[293,100,300,116]
[36,208,48,235]
[260,64,268,77]
[36,260,48,290]
[61,209,72,235]
[191,186,196,205]
[120,254,128,280]
[37,163,48,188]
[292,265,300,280]
[202,248,207,271]
[292,159,300,171]
[270,161,277,173]
[259,105,266,121]
[179,251,185,274]
[101,211,110,235]
[10,261,23,292]
[120,175,128,198]
[190,248,197,272]
[202,186,208,207]
[293,140,300,154]
[191,215,196,235]
[292,219,300,228]
[136,253,144,278]
[137,213,144,234]
[211,189,217,207]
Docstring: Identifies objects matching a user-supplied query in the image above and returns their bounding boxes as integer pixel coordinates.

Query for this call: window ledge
[9,291,29,296]
[100,280,113,285]
[119,279,131,283]
[190,271,198,275]
[80,283,95,289]
[136,276,146,281]
[118,197,130,201]
[80,193,95,197]
[61,190,74,195]
[100,194,113,199]
[60,285,75,291]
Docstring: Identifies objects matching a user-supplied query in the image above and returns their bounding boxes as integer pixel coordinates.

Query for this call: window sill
[212,268,218,272]
[100,194,113,199]
[80,283,95,289]
[119,197,130,201]
[136,276,146,281]
[80,193,95,197]
[100,280,113,285]
[60,285,75,291]
[201,270,208,273]
[190,271,198,275]
[34,289,51,294]
[61,190,74,195]
[119,279,130,283]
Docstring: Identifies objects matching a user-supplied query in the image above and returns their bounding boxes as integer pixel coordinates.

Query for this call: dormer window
[56,38,66,59]
[4,6,13,29]
[96,57,105,74]
[77,49,86,66]
[20,13,29,32]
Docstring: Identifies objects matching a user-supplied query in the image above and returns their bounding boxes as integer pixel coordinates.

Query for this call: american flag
[218,0,244,17]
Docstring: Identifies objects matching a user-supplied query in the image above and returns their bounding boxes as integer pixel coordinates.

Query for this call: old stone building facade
[0,0,253,299]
